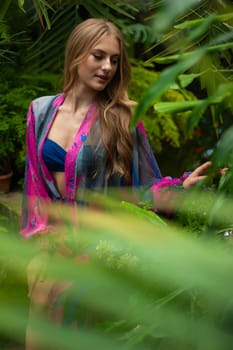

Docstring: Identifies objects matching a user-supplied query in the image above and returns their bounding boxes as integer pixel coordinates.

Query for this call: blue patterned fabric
[42,139,66,172]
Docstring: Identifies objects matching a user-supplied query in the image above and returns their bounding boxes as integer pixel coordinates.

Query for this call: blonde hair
[64,18,135,182]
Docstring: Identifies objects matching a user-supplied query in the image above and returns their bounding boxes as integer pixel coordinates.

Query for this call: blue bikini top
[42,139,66,172]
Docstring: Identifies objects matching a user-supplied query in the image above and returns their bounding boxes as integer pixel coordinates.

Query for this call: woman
[21,18,210,237]
[21,18,211,349]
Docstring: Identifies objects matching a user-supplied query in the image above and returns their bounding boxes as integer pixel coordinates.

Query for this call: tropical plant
[1,2,233,349]
[0,67,60,180]
[1,182,233,349]
[133,0,233,135]
[1,1,144,72]
[0,0,155,184]
[129,61,197,155]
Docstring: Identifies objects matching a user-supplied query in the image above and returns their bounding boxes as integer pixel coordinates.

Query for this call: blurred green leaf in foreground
[1,187,233,350]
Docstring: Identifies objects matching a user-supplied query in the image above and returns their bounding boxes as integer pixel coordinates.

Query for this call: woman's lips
[95,74,108,82]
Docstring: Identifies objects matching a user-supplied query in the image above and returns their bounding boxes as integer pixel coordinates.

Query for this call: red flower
[195,146,205,154]
[194,128,201,137]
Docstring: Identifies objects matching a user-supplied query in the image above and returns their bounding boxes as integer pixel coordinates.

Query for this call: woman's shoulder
[31,93,64,115]
[131,119,148,137]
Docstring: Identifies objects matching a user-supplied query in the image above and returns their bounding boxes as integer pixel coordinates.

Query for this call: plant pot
[0,171,13,194]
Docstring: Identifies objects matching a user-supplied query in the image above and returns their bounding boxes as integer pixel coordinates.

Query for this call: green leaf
[17,0,25,13]
[185,14,216,43]
[150,52,191,64]
[0,0,13,20]
[174,12,233,30]
[102,0,136,20]
[131,49,204,127]
[150,40,233,65]
[121,201,167,226]
[185,99,210,137]
[207,41,233,53]
[185,83,233,137]
[154,100,202,114]
[151,0,204,33]
[173,73,201,88]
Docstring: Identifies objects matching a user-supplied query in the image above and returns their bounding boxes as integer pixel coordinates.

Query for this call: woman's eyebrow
[92,48,120,57]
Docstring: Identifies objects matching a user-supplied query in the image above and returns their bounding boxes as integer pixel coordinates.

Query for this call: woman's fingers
[219,167,228,175]
[183,161,229,190]
[192,161,212,176]
[183,161,212,189]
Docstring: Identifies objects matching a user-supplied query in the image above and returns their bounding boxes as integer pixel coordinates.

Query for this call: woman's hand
[182,161,212,190]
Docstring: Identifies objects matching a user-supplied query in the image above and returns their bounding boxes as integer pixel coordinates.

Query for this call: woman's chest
[48,110,86,151]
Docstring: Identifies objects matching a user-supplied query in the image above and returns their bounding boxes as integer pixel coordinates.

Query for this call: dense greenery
[1,0,232,184]
[0,1,233,349]
[1,185,233,349]
[0,68,60,179]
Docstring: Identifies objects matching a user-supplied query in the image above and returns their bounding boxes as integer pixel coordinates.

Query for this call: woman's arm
[133,121,211,213]
[20,102,52,237]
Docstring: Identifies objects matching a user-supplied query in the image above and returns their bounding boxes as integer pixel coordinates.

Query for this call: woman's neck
[66,87,97,113]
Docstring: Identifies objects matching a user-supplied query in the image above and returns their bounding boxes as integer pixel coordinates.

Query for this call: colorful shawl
[20,93,187,237]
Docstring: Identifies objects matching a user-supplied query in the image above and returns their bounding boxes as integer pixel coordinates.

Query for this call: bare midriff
[52,172,66,198]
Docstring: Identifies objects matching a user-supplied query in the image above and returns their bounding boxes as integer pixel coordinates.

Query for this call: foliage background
[0,1,233,349]
[1,0,232,184]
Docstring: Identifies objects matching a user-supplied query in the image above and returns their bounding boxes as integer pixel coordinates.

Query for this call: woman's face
[77,33,120,93]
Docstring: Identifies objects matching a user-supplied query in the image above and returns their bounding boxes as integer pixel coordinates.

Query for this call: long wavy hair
[63,18,135,182]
